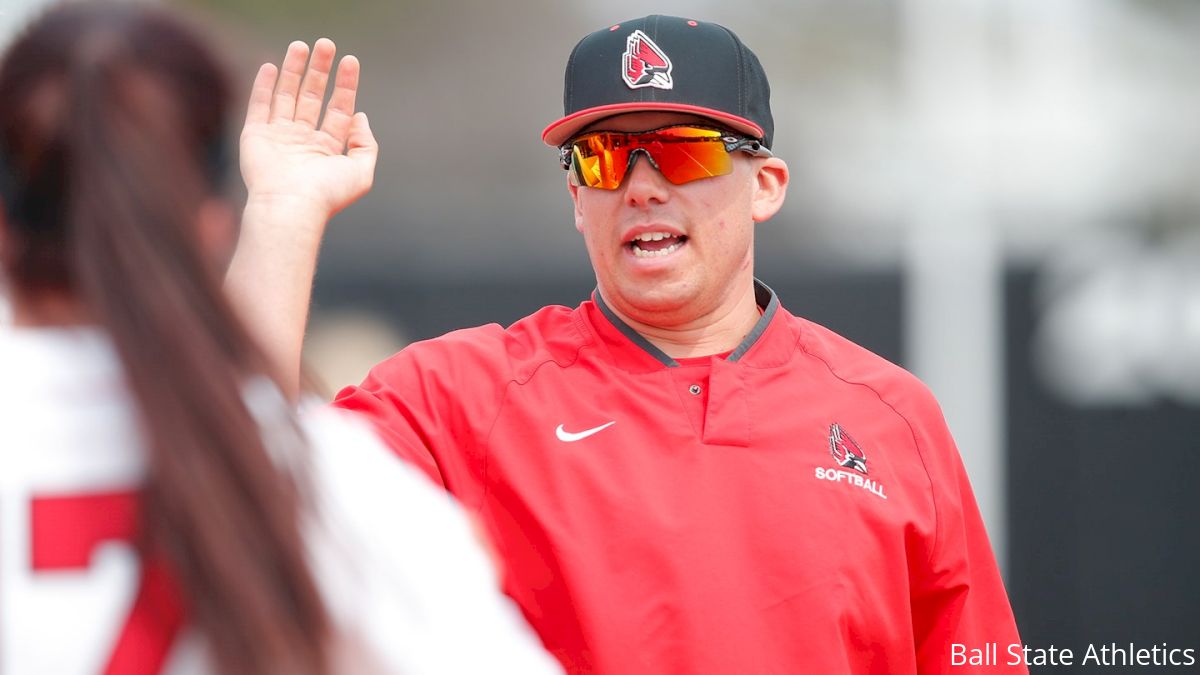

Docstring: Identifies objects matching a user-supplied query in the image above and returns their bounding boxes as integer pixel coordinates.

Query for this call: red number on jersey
[31,492,185,675]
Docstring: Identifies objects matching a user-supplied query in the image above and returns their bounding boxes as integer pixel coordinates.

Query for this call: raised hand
[240,39,377,220]
[228,39,378,397]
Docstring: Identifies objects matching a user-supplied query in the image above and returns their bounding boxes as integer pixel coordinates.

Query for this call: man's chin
[610,283,701,323]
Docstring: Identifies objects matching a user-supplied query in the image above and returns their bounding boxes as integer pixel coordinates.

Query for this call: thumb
[347,112,378,166]
[346,112,377,192]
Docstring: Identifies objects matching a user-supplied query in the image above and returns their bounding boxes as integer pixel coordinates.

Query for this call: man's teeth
[632,241,683,258]
[629,231,685,258]
[634,232,671,242]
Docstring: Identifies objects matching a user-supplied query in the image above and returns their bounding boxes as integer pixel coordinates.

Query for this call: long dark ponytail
[0,5,330,674]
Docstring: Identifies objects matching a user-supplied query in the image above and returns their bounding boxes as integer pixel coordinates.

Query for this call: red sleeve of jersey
[907,391,1027,674]
[330,327,510,508]
[333,374,447,487]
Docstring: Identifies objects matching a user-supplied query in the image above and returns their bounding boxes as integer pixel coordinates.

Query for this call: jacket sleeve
[330,328,509,509]
[301,406,563,675]
[907,393,1027,674]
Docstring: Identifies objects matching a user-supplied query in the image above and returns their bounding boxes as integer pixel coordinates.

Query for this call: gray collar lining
[594,293,679,367]
[593,279,779,367]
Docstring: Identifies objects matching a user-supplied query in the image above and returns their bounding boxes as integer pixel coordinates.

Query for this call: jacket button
[689,384,702,396]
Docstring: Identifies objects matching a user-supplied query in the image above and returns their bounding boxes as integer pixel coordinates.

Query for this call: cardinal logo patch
[815,423,888,500]
[829,423,868,474]
[622,30,673,90]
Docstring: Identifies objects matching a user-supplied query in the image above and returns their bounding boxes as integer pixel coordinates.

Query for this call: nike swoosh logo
[555,421,616,442]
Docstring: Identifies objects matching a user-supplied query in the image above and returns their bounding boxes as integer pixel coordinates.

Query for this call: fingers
[319,55,361,147]
[269,41,311,123]
[244,63,278,126]
[294,38,336,128]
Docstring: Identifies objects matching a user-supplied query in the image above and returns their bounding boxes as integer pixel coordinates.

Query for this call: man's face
[567,111,784,328]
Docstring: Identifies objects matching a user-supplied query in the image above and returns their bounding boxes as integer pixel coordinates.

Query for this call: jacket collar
[584,279,791,371]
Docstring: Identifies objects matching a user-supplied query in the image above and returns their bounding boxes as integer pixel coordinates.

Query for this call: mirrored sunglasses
[559,124,773,190]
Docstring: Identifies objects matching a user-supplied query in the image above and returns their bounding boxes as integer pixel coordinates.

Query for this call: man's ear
[751,157,789,223]
[567,174,585,234]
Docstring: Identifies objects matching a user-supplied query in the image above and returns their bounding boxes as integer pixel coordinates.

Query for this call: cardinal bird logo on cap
[622,30,673,90]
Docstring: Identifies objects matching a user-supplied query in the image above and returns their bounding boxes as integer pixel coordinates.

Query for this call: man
[230,15,1025,674]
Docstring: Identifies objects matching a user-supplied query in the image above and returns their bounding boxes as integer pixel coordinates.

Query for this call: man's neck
[603,282,762,359]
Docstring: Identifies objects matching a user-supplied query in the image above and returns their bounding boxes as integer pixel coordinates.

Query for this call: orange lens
[567,126,733,190]
[651,126,734,185]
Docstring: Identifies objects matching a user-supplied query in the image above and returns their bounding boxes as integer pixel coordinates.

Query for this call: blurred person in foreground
[230,15,1025,674]
[0,3,562,674]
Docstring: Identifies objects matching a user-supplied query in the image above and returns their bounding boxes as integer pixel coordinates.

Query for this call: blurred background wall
[3,1,1197,669]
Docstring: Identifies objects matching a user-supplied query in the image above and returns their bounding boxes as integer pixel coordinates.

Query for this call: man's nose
[622,150,670,206]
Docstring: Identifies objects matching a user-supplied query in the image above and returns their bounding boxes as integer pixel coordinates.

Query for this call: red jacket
[335,283,1025,674]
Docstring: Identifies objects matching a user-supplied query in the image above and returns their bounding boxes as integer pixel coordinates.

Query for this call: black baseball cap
[542,15,774,148]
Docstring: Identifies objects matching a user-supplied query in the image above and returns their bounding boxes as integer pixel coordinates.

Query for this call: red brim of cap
[541,102,765,146]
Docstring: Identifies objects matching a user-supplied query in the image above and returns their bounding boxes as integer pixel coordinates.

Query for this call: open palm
[240,39,377,218]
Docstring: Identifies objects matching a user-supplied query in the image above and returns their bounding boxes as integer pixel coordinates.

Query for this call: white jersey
[0,327,563,675]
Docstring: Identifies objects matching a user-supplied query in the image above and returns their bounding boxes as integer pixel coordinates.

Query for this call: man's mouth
[628,231,687,258]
